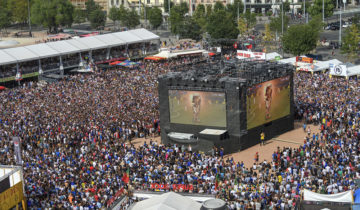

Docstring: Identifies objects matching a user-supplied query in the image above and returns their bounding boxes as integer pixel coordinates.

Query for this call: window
[147,0,150,4]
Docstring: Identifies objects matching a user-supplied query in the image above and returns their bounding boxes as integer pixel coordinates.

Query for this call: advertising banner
[303,189,353,203]
[12,137,22,165]
[329,64,347,77]
[0,182,24,210]
[236,50,265,60]
[150,184,194,191]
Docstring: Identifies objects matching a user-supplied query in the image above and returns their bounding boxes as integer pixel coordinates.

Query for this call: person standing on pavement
[260,131,265,146]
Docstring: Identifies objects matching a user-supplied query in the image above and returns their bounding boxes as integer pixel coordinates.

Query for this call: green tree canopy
[89,8,106,29]
[283,0,290,13]
[341,24,360,61]
[206,10,238,39]
[7,0,28,23]
[179,17,202,40]
[164,0,174,13]
[282,23,320,56]
[85,0,101,19]
[240,10,257,31]
[213,1,225,12]
[309,0,334,19]
[148,7,163,29]
[123,9,140,29]
[169,3,188,34]
[226,0,244,21]
[74,8,86,25]
[193,4,207,33]
[108,7,120,26]
[269,16,289,33]
[31,0,74,32]
[206,4,212,17]
[0,0,11,30]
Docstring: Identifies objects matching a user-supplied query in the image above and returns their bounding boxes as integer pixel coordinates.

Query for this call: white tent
[65,39,90,52]
[94,33,126,48]
[278,56,297,65]
[130,192,202,210]
[129,28,160,41]
[3,47,39,63]
[113,31,143,44]
[24,43,60,59]
[151,50,176,59]
[304,189,353,203]
[75,36,108,50]
[265,52,282,61]
[0,50,17,65]
[46,40,80,54]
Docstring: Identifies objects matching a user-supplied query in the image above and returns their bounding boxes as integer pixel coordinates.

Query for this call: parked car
[330,25,340,30]
[343,22,351,28]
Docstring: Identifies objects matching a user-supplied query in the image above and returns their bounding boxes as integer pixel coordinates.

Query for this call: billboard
[169,90,226,127]
[247,76,290,129]
[0,182,24,210]
[237,50,265,60]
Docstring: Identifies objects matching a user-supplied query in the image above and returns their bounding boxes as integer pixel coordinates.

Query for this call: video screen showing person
[247,76,290,129]
[169,90,226,127]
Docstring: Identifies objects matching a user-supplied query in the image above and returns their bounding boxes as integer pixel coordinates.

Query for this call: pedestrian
[260,131,265,146]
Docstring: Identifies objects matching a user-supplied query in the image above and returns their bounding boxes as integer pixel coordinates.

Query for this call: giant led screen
[247,76,290,129]
[169,90,226,127]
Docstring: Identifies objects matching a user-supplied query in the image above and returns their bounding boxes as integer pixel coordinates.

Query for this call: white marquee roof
[24,43,60,59]
[0,28,159,65]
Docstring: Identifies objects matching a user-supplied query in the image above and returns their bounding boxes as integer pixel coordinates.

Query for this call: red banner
[150,184,193,191]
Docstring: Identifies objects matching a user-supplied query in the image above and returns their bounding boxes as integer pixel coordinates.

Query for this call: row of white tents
[0,28,160,66]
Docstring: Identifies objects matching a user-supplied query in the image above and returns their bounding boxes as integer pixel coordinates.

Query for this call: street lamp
[27,0,32,37]
[322,0,324,22]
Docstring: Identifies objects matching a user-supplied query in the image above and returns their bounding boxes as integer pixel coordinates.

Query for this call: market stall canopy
[110,61,123,66]
[130,192,202,210]
[117,60,140,67]
[329,62,360,77]
[151,50,174,59]
[265,52,282,61]
[144,56,166,61]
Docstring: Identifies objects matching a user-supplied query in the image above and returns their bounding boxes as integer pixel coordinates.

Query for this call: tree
[269,16,289,33]
[309,0,334,19]
[240,10,257,32]
[237,18,247,36]
[206,4,212,18]
[213,1,225,12]
[89,8,106,29]
[300,1,311,14]
[263,24,273,43]
[164,0,174,13]
[193,4,207,33]
[85,0,101,20]
[0,0,11,31]
[226,0,243,21]
[283,0,290,13]
[123,9,140,29]
[148,7,163,29]
[282,23,320,56]
[341,24,360,62]
[74,8,86,25]
[118,5,127,26]
[108,7,120,29]
[206,10,238,39]
[179,17,202,40]
[170,4,187,34]
[7,0,28,23]
[31,0,74,32]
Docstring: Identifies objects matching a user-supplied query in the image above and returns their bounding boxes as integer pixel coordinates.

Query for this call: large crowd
[0,54,360,209]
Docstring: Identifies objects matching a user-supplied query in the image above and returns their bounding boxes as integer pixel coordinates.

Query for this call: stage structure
[0,165,26,209]
[158,59,294,153]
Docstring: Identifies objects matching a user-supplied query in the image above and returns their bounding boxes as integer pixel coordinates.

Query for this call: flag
[246,44,252,49]
[122,168,130,184]
[215,174,220,190]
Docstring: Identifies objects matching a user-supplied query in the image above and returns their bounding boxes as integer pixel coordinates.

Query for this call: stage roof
[0,29,159,65]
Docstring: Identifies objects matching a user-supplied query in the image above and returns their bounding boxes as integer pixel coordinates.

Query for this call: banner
[150,184,193,191]
[12,137,22,165]
[296,56,313,63]
[329,64,347,77]
[303,189,353,203]
[0,182,24,210]
[237,50,265,60]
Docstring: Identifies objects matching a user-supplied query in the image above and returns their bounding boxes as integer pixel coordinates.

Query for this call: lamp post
[27,0,32,37]
[339,6,342,46]
[244,0,246,14]
[237,1,240,21]
[281,0,284,57]
[303,0,305,18]
[323,0,325,23]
